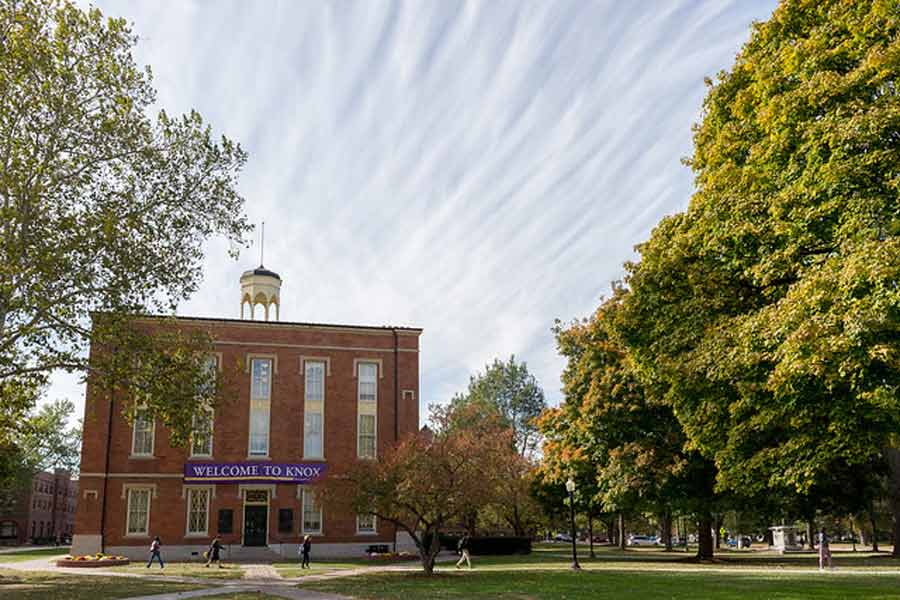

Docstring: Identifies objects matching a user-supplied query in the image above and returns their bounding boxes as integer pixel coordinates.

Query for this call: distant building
[0,469,78,546]
[72,264,421,560]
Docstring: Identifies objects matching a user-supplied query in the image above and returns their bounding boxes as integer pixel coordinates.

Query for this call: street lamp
[565,478,581,570]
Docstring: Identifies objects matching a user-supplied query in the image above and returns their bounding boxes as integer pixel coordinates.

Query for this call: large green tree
[618,0,900,555]
[545,292,722,558]
[451,355,547,457]
[0,1,250,444]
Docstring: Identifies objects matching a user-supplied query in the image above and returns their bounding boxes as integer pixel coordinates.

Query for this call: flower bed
[364,551,418,562]
[56,552,130,567]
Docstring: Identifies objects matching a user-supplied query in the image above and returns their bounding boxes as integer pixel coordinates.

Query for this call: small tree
[333,404,513,575]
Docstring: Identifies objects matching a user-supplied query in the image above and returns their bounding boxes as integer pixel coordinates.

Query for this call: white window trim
[303,360,326,460]
[124,485,153,537]
[356,514,377,535]
[300,487,323,536]
[299,355,331,376]
[357,360,378,459]
[248,357,273,458]
[130,410,155,458]
[357,413,377,460]
[189,406,215,459]
[352,358,383,378]
[245,353,278,374]
[185,486,212,537]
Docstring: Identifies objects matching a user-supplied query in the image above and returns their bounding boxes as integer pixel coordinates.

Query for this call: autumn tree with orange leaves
[328,403,516,575]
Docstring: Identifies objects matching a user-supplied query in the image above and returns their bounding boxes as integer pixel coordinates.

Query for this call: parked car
[553,533,573,543]
[627,535,656,546]
[591,535,609,544]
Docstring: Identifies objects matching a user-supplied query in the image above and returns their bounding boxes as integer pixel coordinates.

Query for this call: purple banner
[183,462,326,484]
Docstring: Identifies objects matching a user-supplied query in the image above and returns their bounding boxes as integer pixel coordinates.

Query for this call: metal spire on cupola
[240,221,282,321]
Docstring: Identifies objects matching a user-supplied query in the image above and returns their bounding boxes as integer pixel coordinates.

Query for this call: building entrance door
[243,506,268,546]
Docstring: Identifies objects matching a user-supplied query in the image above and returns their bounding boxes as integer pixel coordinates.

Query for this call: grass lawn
[0,547,70,563]
[106,560,245,579]
[302,546,900,599]
[304,569,900,599]
[273,558,388,578]
[0,567,205,599]
[473,543,900,571]
[199,595,285,600]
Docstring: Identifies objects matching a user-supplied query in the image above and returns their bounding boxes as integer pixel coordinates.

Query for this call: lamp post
[565,478,581,570]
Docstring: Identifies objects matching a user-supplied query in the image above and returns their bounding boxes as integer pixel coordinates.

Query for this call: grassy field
[0,547,70,563]
[301,545,900,599]
[304,569,900,600]
[437,543,900,572]
[273,557,408,578]
[200,595,284,600]
[0,567,204,600]
[106,560,245,579]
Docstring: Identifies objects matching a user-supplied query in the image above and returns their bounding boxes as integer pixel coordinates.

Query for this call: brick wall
[74,317,421,553]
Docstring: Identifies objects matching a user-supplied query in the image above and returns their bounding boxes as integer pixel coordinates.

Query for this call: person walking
[818,528,833,572]
[455,534,472,569]
[205,535,224,568]
[300,535,312,569]
[147,536,164,569]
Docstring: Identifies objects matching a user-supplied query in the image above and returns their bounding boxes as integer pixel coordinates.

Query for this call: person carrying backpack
[455,534,472,569]
[205,535,224,568]
[147,535,164,569]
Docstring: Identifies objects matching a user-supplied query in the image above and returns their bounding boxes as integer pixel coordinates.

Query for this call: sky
[51,0,780,425]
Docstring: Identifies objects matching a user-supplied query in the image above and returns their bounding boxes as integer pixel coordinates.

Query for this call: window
[301,488,322,534]
[358,362,377,402]
[357,513,376,534]
[191,356,217,457]
[186,488,210,536]
[131,409,155,456]
[357,362,377,459]
[303,360,325,458]
[218,509,234,534]
[191,408,214,457]
[278,508,294,534]
[358,414,376,459]
[249,358,272,456]
[126,488,151,536]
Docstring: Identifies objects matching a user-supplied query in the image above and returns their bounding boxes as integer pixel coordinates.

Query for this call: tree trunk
[870,507,880,552]
[606,519,616,545]
[661,510,673,552]
[883,447,900,558]
[806,520,816,551]
[588,511,595,558]
[417,529,441,575]
[713,514,721,550]
[697,515,714,560]
[617,512,626,550]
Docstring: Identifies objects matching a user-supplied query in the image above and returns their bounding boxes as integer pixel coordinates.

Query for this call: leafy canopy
[0,1,251,441]
[618,0,900,499]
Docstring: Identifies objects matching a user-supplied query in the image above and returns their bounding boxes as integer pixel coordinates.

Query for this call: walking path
[243,563,283,580]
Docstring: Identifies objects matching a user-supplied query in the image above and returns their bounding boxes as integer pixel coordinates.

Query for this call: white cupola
[240,265,281,321]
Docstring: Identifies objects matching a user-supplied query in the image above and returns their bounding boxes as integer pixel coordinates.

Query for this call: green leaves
[618,0,900,504]
[0,1,251,445]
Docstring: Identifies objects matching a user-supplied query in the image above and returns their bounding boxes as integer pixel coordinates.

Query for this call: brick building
[0,469,78,546]
[72,265,421,560]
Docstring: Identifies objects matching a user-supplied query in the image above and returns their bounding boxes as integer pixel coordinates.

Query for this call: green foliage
[617,0,900,509]
[0,395,80,512]
[0,1,251,445]
[451,355,547,457]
